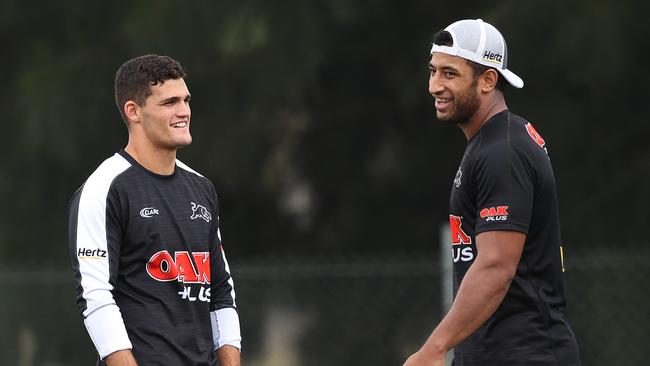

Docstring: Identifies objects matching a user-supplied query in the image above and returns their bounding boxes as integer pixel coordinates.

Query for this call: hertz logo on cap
[483,51,503,64]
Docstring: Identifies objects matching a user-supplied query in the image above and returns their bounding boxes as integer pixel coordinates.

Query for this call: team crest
[454,167,462,188]
[190,202,212,222]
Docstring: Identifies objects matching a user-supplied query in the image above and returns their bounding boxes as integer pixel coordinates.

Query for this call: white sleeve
[84,305,132,359]
[70,154,133,359]
[210,308,242,351]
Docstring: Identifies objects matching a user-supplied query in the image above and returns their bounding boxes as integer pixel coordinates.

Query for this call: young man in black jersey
[403,19,580,366]
[69,55,241,366]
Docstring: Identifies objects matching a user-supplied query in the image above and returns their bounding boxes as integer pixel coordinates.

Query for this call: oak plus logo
[480,205,509,222]
[190,202,212,223]
[140,207,159,218]
[146,250,212,302]
[449,215,474,263]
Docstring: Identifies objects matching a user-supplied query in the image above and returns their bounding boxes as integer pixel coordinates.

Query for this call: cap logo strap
[447,28,459,51]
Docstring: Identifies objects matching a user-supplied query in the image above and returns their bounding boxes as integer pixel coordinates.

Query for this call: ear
[479,69,499,93]
[124,101,141,123]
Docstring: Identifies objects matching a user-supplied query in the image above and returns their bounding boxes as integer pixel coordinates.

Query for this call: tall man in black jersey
[68,55,241,366]
[403,19,580,366]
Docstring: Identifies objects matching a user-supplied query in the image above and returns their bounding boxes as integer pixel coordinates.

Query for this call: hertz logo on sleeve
[77,248,107,259]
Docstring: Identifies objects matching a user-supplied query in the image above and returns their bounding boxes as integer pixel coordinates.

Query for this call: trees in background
[0,0,648,263]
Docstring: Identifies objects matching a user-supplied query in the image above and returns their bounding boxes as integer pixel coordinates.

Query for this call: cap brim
[499,69,524,88]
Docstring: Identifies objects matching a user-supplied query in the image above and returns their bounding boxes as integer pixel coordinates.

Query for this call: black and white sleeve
[68,154,133,359]
[208,191,241,351]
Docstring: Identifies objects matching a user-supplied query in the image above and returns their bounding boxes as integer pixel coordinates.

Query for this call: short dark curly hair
[114,54,187,123]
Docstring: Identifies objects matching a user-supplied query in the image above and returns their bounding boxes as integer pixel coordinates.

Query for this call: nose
[177,101,191,118]
[428,72,444,96]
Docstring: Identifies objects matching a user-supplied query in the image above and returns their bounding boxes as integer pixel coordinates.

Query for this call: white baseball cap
[430,19,524,88]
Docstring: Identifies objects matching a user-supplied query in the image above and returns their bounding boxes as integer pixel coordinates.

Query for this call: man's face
[428,52,480,125]
[138,78,192,150]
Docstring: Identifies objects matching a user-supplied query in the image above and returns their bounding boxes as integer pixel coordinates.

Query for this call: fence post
[439,222,453,366]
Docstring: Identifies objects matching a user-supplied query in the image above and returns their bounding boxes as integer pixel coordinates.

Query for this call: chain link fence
[1,251,647,365]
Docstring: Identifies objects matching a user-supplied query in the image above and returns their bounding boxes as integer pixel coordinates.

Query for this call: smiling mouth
[171,121,187,128]
[435,97,452,111]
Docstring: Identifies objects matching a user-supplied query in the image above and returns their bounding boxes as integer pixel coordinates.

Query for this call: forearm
[105,349,138,366]
[216,345,240,366]
[421,262,513,357]
[83,304,132,360]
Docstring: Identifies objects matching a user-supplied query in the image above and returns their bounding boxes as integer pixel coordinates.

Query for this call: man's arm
[403,230,525,366]
[216,345,241,366]
[68,158,134,361]
[208,209,242,358]
[104,350,138,366]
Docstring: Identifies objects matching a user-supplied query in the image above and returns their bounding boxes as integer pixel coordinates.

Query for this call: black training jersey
[69,150,239,365]
[448,111,580,365]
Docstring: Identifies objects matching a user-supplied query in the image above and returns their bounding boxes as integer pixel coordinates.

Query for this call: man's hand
[104,349,138,366]
[405,231,524,366]
[402,349,444,366]
[216,344,240,366]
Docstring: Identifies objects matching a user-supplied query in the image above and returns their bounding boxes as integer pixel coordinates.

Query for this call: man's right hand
[402,349,445,366]
[105,349,138,366]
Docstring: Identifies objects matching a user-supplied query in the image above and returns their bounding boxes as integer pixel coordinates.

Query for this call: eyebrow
[159,94,191,104]
[428,63,460,73]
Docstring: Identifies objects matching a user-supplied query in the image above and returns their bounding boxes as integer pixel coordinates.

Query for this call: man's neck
[459,95,507,141]
[124,141,177,176]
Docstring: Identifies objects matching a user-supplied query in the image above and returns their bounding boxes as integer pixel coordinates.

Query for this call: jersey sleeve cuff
[83,304,132,359]
[210,307,242,351]
[475,222,529,235]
